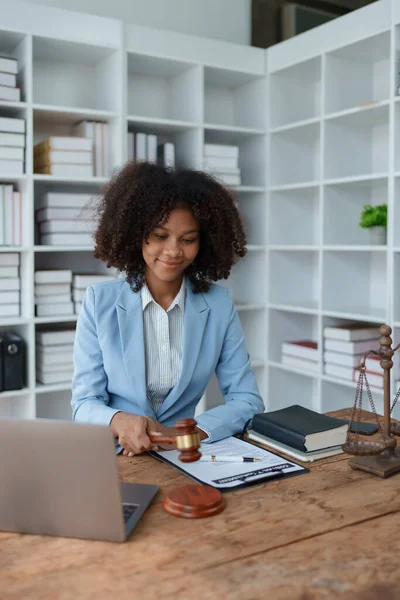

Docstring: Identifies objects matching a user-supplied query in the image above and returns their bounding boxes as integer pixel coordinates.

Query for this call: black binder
[2,332,25,391]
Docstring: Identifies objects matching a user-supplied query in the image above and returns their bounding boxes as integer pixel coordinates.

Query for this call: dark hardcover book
[251,405,349,452]
[3,332,25,391]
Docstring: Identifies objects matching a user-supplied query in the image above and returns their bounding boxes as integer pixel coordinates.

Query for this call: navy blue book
[251,405,349,452]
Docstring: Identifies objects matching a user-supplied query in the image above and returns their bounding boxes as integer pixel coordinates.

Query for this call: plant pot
[369,226,387,245]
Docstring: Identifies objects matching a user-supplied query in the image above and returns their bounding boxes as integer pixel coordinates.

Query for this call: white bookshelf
[2,0,400,424]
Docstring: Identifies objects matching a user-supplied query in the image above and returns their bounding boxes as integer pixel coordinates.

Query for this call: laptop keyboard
[122,503,139,523]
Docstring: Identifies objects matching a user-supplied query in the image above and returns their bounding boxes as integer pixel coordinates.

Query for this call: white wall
[25,0,251,45]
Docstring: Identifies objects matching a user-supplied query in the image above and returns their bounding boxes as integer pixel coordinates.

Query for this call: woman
[71,161,264,456]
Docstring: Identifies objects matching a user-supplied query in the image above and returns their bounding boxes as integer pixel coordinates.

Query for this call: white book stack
[34,270,73,317]
[73,120,111,177]
[0,56,20,102]
[72,273,117,314]
[0,116,25,175]
[281,340,319,373]
[36,327,76,385]
[0,183,22,246]
[0,252,20,318]
[127,132,175,167]
[203,144,241,186]
[33,136,93,178]
[323,323,382,386]
[36,192,94,246]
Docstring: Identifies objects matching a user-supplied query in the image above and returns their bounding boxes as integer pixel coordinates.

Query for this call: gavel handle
[148,432,176,445]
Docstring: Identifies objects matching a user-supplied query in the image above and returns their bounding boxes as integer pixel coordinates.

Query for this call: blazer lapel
[157,282,210,418]
[116,282,148,414]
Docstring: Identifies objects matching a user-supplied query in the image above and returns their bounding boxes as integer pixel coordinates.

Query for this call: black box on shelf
[0,332,25,391]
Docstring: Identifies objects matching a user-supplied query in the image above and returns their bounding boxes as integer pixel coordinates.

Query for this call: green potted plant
[359,203,387,245]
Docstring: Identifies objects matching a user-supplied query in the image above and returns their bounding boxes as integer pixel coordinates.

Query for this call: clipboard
[149,436,309,492]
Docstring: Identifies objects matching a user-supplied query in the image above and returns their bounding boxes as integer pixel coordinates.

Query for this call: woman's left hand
[146,418,177,450]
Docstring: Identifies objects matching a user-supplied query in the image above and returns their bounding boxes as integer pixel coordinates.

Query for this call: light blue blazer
[71,278,264,442]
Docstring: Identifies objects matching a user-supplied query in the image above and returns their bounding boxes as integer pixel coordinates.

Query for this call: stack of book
[0,252,20,318]
[0,116,25,175]
[323,323,382,387]
[73,120,111,176]
[281,339,319,372]
[35,191,93,246]
[203,143,241,186]
[0,183,22,246]
[34,270,73,318]
[247,404,349,462]
[33,136,93,178]
[0,56,20,102]
[36,327,76,386]
[72,273,116,314]
[127,132,175,168]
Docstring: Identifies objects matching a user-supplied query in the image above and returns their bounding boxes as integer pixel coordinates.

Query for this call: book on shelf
[323,323,381,342]
[0,184,22,246]
[247,430,343,462]
[35,294,72,305]
[36,328,76,346]
[0,265,18,277]
[34,150,93,168]
[73,273,116,288]
[34,270,73,285]
[35,283,71,296]
[74,301,82,315]
[353,368,383,389]
[365,355,384,373]
[324,362,354,380]
[0,290,19,304]
[324,350,364,368]
[135,133,147,161]
[127,132,135,162]
[36,207,90,221]
[324,338,380,355]
[0,116,25,133]
[35,163,94,178]
[0,85,20,102]
[281,340,318,361]
[0,72,16,87]
[203,155,238,170]
[72,288,86,302]
[0,57,18,75]
[0,132,25,147]
[36,351,74,367]
[40,232,93,246]
[38,342,74,355]
[34,136,92,154]
[1,277,20,291]
[204,143,239,159]
[0,160,23,175]
[36,192,92,210]
[214,172,241,186]
[158,142,175,168]
[36,302,74,317]
[36,369,74,385]
[0,252,19,266]
[251,404,348,453]
[0,147,24,160]
[147,134,157,163]
[0,303,19,317]
[281,354,319,373]
[39,219,94,235]
[73,120,111,177]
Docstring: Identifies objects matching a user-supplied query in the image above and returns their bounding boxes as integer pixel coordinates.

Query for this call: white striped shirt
[142,278,185,414]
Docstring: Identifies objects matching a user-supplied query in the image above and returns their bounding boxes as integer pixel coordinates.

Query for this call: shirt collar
[142,277,186,313]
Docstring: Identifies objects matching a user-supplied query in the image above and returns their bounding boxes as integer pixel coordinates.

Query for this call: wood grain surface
[1,409,397,600]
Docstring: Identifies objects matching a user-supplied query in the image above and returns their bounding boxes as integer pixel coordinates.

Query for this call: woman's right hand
[110,412,159,457]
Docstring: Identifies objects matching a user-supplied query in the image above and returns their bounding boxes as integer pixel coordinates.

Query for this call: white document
[152,436,306,489]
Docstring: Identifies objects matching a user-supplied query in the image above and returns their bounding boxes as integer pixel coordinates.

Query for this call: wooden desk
[1,409,399,600]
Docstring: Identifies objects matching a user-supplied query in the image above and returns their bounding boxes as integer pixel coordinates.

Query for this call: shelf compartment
[269,250,319,310]
[128,119,201,169]
[0,30,29,104]
[393,254,400,323]
[324,104,388,180]
[234,191,266,247]
[323,177,388,246]
[236,309,266,367]
[204,67,266,130]
[222,251,266,306]
[324,31,390,114]
[322,250,387,319]
[127,53,201,123]
[270,122,320,187]
[36,388,73,420]
[0,393,34,419]
[32,36,119,112]
[269,57,321,129]
[393,104,400,172]
[204,128,266,188]
[268,309,319,364]
[268,365,319,412]
[269,186,319,246]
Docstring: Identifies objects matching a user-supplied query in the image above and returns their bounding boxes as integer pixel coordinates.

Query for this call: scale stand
[342,325,400,478]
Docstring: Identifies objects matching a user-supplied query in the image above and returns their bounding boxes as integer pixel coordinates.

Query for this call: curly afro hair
[92,160,247,293]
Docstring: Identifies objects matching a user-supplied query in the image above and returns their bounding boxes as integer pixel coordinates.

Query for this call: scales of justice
[343,324,400,478]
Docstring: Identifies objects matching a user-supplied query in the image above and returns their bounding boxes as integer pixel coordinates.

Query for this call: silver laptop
[0,418,158,542]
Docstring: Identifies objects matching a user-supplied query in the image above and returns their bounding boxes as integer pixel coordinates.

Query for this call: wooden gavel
[148,418,202,462]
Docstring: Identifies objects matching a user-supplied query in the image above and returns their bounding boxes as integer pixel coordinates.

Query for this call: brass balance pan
[342,440,387,456]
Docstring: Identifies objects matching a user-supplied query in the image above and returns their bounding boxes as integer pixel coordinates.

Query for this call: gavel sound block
[148,418,225,518]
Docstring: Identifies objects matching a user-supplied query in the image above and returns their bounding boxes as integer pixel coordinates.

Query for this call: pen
[199,455,262,463]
